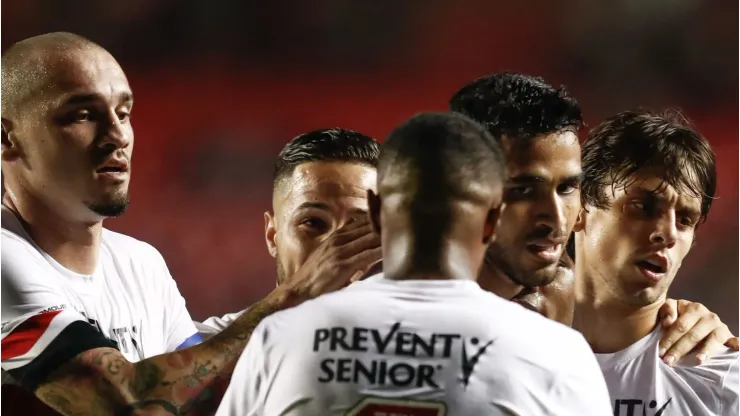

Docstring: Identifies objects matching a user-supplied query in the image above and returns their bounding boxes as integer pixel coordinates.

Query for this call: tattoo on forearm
[35,296,286,416]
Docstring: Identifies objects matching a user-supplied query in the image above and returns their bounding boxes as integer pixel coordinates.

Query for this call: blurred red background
[4,0,738,328]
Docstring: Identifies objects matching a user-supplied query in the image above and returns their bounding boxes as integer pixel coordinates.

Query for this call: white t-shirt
[596,326,739,416]
[196,310,244,340]
[216,274,613,416]
[0,206,201,391]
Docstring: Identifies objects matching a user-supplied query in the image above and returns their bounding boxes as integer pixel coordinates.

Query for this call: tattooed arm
[31,219,382,416]
[34,292,284,416]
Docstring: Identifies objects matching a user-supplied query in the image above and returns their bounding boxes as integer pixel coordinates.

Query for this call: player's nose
[97,110,132,150]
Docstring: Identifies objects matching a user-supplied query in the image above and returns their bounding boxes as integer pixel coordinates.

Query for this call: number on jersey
[345,397,447,416]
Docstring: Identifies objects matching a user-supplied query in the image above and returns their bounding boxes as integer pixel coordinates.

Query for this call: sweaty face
[266,161,376,284]
[486,131,582,288]
[511,252,575,326]
[579,172,702,306]
[5,48,134,219]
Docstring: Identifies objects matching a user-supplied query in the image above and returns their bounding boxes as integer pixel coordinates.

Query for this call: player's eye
[118,111,131,123]
[71,110,92,123]
[507,186,533,198]
[678,216,695,228]
[557,183,579,195]
[299,218,328,232]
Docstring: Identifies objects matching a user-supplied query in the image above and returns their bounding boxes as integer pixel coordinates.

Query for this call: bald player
[0,32,362,416]
[216,112,612,416]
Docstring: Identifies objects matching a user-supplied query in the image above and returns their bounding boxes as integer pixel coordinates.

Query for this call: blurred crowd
[4,0,737,327]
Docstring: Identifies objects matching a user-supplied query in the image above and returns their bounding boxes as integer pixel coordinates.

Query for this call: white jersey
[196,310,244,340]
[0,206,200,391]
[216,275,613,416]
[596,326,739,416]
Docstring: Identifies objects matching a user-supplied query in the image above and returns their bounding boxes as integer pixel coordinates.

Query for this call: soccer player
[196,128,382,336]
[0,33,362,416]
[573,110,738,415]
[216,112,614,415]
[449,72,737,359]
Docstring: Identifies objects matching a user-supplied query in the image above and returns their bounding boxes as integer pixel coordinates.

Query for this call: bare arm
[35,293,283,416]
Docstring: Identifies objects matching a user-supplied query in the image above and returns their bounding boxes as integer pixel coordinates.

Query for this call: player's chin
[519,262,559,288]
[87,191,131,218]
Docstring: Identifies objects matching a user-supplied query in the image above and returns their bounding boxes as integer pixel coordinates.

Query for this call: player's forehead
[612,170,702,211]
[277,161,376,215]
[504,131,582,182]
[45,49,131,107]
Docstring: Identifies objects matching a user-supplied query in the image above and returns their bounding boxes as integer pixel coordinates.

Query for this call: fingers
[664,316,725,365]
[332,222,375,245]
[341,228,381,255]
[726,337,740,351]
[659,304,703,361]
[693,331,733,365]
[336,217,371,233]
[658,298,679,327]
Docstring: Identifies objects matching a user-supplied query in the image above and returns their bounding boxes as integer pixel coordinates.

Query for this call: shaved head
[1,32,134,222]
[2,32,107,119]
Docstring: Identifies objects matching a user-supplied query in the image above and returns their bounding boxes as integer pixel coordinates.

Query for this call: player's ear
[573,207,587,233]
[483,202,503,244]
[1,118,21,162]
[264,211,278,258]
[367,189,381,235]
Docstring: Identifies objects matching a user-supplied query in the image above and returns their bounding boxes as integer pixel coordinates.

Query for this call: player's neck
[382,234,477,281]
[3,192,103,275]
[572,266,662,354]
[477,263,524,300]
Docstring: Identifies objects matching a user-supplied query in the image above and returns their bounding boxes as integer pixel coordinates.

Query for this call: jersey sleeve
[152,251,202,351]
[196,310,246,340]
[1,232,117,392]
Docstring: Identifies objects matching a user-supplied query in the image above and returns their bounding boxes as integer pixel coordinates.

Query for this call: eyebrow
[507,173,584,185]
[62,92,134,106]
[632,187,702,218]
[295,201,367,215]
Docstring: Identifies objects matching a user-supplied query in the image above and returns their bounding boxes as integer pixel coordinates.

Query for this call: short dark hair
[273,128,379,188]
[379,111,506,206]
[581,109,717,222]
[449,72,583,143]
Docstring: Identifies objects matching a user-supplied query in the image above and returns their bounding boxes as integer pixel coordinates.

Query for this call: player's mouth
[96,158,129,181]
[635,255,668,282]
[525,239,563,263]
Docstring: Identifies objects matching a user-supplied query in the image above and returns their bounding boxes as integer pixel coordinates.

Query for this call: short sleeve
[1,232,117,391]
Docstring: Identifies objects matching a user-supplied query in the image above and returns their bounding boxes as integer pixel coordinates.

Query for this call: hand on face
[275,217,381,307]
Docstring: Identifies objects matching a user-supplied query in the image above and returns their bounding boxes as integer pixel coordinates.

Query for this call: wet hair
[273,128,378,189]
[581,109,716,222]
[449,72,583,144]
